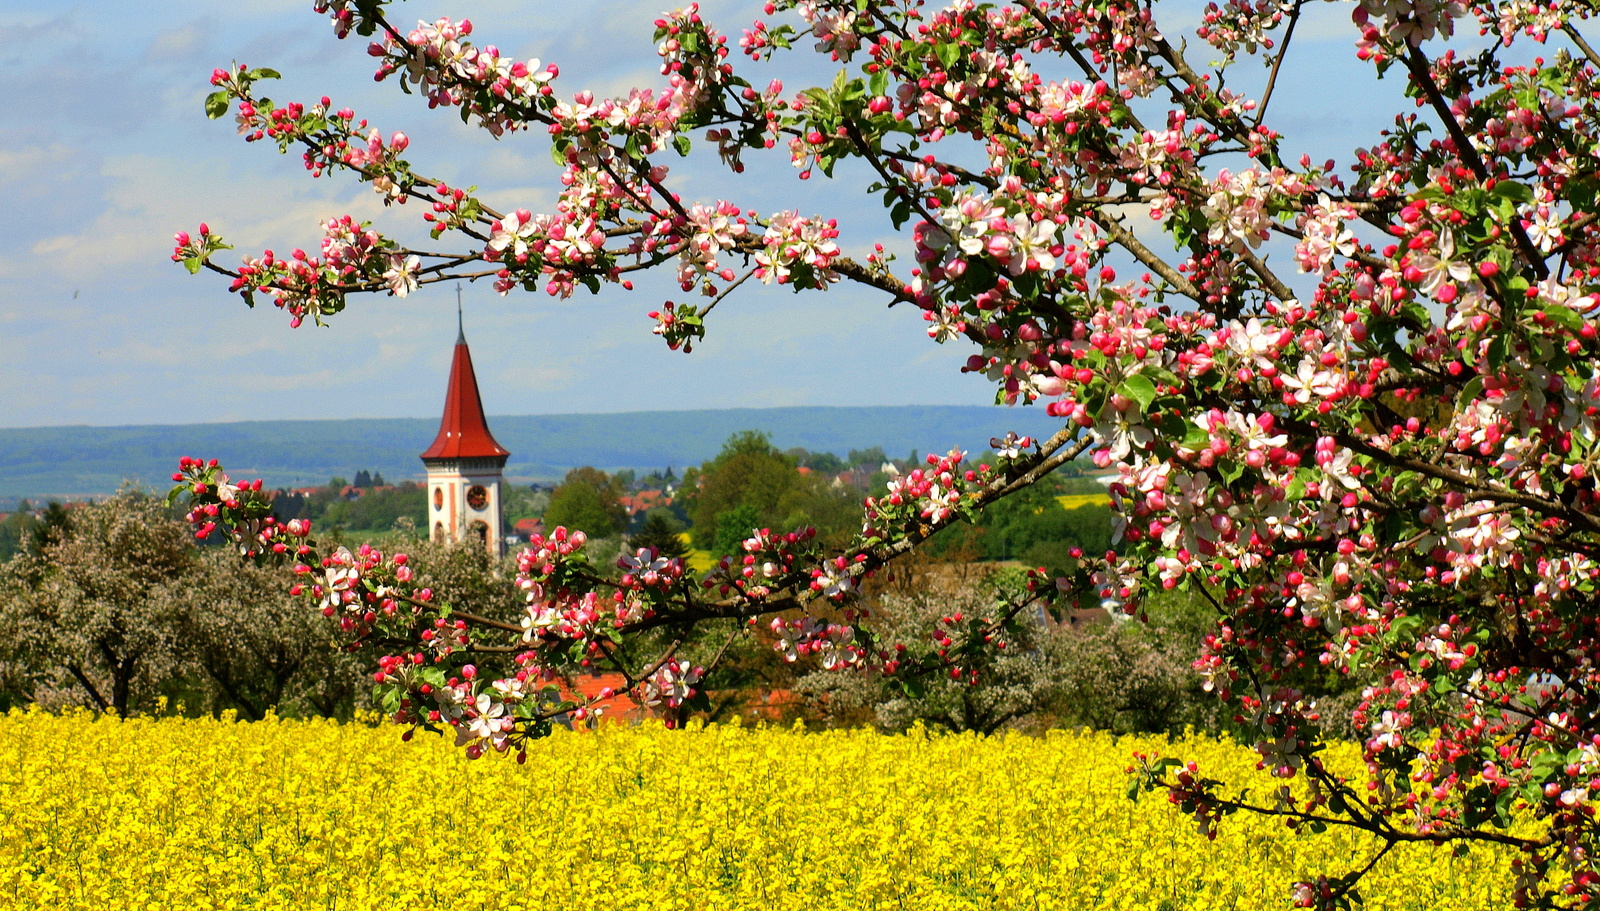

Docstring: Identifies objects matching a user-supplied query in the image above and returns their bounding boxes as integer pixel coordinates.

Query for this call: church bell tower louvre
[420,296,509,557]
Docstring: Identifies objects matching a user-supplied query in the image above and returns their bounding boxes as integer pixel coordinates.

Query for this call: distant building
[618,489,673,518]
[420,313,510,557]
[512,517,545,542]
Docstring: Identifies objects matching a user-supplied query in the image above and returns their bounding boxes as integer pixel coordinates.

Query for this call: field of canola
[0,710,1515,911]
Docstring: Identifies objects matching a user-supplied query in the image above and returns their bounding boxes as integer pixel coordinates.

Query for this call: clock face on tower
[466,485,489,510]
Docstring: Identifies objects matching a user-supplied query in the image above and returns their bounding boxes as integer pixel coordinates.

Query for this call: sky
[0,0,1433,429]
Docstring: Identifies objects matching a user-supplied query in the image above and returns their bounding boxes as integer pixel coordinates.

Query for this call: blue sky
[0,1,1424,429]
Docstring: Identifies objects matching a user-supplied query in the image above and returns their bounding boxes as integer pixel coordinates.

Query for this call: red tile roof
[618,489,673,514]
[420,329,509,461]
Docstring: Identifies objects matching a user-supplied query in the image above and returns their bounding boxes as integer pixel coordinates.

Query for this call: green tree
[0,504,35,563]
[846,447,886,469]
[681,432,797,550]
[683,433,868,554]
[629,510,687,560]
[0,492,396,719]
[544,467,626,537]
[795,576,1073,735]
[712,504,762,557]
[321,482,426,532]
[799,451,845,475]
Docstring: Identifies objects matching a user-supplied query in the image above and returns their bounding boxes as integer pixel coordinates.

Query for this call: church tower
[420,308,510,557]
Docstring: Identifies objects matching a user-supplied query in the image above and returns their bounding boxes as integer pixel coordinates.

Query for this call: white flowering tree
[173,0,1600,905]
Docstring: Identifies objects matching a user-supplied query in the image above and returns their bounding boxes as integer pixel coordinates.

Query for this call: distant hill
[0,406,1064,499]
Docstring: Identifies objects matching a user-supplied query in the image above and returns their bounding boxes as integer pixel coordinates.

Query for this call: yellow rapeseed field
[0,710,1513,910]
[1056,493,1110,511]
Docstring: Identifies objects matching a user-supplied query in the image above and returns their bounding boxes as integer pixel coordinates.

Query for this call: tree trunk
[63,661,109,713]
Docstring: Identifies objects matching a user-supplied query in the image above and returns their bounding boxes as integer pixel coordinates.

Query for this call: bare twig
[1255,0,1304,125]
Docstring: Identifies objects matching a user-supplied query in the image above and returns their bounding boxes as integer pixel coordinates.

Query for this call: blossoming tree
[172,0,1600,905]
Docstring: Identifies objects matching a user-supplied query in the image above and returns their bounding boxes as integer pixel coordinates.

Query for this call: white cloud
[24,152,391,279]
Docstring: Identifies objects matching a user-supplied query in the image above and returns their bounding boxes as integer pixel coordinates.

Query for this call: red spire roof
[420,325,509,461]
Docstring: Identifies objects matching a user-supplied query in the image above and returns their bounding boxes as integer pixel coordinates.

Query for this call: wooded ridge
[0,406,1061,498]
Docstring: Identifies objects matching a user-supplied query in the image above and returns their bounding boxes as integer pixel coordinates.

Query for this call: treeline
[543,430,1116,566]
[0,487,1351,738]
[269,474,426,536]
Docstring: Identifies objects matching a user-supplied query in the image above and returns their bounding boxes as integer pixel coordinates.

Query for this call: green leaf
[1486,333,1510,369]
[204,90,231,120]
[1455,375,1483,413]
[1156,410,1187,439]
[1571,176,1600,214]
[889,198,911,230]
[1150,757,1181,775]
[673,133,692,157]
[183,256,203,275]
[935,42,959,70]
[1492,180,1533,204]
[900,674,926,699]
[1543,304,1584,332]
[1118,374,1158,412]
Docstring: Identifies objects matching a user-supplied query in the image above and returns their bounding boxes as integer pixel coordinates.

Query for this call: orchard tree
[1,493,193,717]
[173,0,1600,905]
[0,492,382,719]
[795,576,1078,733]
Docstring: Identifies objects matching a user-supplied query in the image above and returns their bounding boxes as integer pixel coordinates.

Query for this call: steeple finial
[456,283,465,343]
